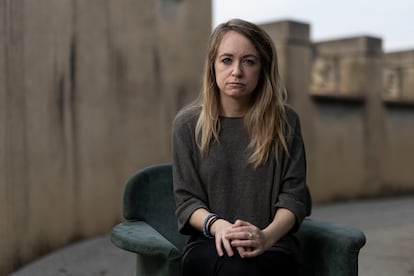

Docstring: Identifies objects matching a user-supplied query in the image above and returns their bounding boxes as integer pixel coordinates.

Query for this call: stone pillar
[359,38,386,196]
[260,21,312,109]
[382,50,414,191]
[310,36,384,200]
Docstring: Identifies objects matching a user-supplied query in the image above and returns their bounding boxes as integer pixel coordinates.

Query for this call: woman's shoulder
[173,105,201,128]
[283,104,300,124]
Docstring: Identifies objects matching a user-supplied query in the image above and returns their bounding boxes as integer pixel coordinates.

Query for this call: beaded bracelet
[203,213,217,238]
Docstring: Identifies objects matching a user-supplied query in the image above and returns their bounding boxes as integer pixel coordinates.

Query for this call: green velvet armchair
[111,164,366,276]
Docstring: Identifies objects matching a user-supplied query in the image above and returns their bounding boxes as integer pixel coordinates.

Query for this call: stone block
[310,36,383,100]
[383,50,414,104]
[261,20,310,46]
[313,36,382,57]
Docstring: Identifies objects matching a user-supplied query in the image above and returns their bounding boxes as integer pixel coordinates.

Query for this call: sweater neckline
[219,116,244,120]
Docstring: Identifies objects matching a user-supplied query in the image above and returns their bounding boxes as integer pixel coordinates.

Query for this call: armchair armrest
[110,221,182,261]
[297,219,366,276]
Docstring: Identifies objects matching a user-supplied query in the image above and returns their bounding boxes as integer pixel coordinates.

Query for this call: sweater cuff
[176,199,208,235]
[274,194,306,233]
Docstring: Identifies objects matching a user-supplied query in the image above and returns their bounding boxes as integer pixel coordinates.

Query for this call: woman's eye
[221,58,232,64]
[243,59,256,65]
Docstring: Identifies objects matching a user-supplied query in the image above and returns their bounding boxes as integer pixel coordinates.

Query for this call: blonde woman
[172,18,309,276]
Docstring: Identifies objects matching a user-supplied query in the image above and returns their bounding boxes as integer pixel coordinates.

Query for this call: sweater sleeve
[274,107,308,232]
[172,109,209,235]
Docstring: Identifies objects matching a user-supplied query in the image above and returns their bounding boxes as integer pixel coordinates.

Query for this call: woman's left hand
[225,219,274,258]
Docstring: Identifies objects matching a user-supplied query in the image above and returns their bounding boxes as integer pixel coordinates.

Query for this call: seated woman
[172,18,308,276]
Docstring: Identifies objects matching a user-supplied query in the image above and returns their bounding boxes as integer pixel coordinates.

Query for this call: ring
[247,232,253,240]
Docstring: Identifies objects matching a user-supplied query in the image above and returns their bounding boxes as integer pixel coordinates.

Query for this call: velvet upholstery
[111,164,366,276]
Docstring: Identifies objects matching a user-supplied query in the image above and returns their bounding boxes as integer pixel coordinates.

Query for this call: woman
[172,18,308,276]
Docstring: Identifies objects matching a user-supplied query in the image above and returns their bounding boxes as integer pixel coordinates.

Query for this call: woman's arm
[188,208,211,232]
[173,110,210,235]
[262,208,296,249]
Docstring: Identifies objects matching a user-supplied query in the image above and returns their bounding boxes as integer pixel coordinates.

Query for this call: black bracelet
[206,216,220,238]
[203,213,217,238]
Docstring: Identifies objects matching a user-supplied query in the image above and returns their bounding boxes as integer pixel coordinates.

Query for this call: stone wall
[0,0,210,274]
[261,20,414,202]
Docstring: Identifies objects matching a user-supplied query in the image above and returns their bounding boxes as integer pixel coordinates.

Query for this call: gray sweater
[172,105,308,261]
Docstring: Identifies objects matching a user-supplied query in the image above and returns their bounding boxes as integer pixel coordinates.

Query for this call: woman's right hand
[210,219,234,256]
[188,209,246,257]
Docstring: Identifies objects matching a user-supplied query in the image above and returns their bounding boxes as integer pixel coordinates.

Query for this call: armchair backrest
[123,163,187,251]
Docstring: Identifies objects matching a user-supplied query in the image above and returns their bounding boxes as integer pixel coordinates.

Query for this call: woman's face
[214,30,261,107]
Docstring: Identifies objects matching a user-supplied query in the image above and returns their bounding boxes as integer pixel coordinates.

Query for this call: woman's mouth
[228,82,245,87]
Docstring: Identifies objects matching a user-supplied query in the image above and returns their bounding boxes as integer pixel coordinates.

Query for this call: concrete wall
[382,50,414,191]
[262,20,414,202]
[0,0,210,274]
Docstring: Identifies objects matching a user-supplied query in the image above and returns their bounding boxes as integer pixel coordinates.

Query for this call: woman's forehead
[216,31,258,57]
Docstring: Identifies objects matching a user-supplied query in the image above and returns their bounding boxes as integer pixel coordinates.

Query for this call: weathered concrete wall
[382,50,414,192]
[262,20,414,202]
[0,0,210,274]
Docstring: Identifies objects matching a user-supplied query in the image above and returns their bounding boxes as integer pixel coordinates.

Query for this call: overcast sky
[212,0,414,52]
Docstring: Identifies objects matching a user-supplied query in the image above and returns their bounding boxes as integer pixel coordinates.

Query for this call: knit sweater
[172,105,308,261]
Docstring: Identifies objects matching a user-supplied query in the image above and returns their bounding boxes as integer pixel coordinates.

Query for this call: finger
[240,248,262,258]
[233,219,251,227]
[226,225,254,234]
[226,230,254,241]
[215,236,224,257]
[235,246,246,257]
[231,228,259,241]
[239,247,255,258]
[222,237,234,257]
[231,239,256,248]
[225,231,243,240]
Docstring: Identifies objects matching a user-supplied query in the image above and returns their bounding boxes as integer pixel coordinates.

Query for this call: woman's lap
[182,240,298,276]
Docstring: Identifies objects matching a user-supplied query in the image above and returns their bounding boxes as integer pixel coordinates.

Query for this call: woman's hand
[210,219,237,257]
[188,209,249,257]
[224,219,274,258]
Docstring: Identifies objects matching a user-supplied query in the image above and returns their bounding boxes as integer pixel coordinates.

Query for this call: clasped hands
[211,219,272,258]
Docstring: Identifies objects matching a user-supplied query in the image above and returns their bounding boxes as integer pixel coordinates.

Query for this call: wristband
[203,213,217,238]
[206,215,220,237]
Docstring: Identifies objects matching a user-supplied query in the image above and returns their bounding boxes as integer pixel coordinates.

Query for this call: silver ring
[247,232,253,240]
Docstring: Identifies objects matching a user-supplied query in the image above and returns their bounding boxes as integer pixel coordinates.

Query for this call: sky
[212,0,414,52]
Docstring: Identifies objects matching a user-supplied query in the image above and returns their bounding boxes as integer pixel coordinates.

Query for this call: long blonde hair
[194,18,289,168]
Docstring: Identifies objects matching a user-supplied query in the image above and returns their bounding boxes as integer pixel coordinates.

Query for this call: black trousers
[182,240,298,276]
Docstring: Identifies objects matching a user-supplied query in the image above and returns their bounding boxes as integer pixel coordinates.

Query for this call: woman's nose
[231,62,243,77]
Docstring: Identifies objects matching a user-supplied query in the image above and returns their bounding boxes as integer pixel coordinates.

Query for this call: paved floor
[311,196,414,276]
[11,195,414,276]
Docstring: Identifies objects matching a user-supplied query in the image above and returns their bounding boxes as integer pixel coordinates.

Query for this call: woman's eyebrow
[243,54,259,59]
[218,53,258,59]
[218,53,234,58]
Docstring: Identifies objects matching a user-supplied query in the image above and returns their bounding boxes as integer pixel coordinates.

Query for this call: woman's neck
[219,96,251,117]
